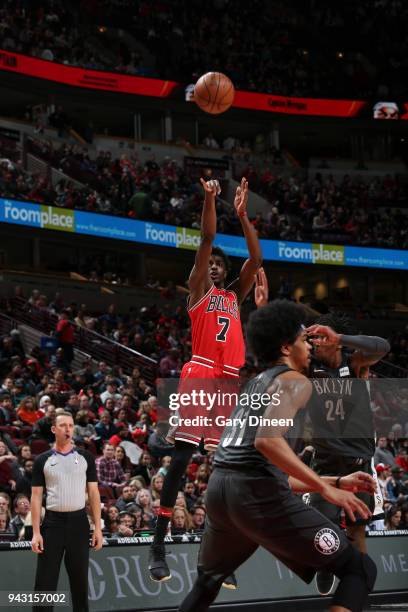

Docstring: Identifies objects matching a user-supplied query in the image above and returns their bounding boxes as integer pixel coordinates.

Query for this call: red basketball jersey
[188,285,245,376]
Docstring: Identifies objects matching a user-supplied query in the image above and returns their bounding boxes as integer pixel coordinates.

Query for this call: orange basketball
[194,72,235,115]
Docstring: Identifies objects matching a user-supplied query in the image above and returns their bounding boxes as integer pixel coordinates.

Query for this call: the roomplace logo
[3,201,75,231]
[278,242,344,265]
[145,223,200,250]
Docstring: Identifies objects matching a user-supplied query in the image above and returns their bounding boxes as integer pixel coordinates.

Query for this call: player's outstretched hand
[320,484,371,523]
[339,471,377,494]
[255,267,269,308]
[306,324,340,347]
[234,177,248,217]
[200,177,221,196]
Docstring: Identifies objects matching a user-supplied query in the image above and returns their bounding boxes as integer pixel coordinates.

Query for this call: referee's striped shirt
[32,447,97,512]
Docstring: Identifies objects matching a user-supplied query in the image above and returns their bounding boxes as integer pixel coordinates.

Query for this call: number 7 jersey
[187,284,245,378]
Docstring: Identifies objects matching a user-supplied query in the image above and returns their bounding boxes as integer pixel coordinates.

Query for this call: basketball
[194,72,235,115]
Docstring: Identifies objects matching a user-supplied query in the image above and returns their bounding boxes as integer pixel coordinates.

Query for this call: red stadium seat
[0,425,20,438]
[30,439,50,455]
[98,485,115,501]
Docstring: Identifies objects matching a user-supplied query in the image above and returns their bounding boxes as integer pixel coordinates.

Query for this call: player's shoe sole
[148,544,171,582]
[315,570,335,596]
[222,573,238,589]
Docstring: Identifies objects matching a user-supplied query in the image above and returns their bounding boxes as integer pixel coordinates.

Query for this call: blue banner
[1,198,408,270]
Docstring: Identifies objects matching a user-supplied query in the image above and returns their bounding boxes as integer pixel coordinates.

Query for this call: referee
[31,411,103,611]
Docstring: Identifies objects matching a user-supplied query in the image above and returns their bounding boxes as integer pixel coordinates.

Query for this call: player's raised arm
[229,177,263,304]
[306,324,390,369]
[188,178,220,306]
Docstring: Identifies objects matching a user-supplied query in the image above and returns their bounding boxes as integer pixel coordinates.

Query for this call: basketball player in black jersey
[306,313,390,596]
[178,300,377,612]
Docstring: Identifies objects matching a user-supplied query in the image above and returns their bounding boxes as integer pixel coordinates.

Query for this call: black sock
[154,514,171,546]
[153,441,195,546]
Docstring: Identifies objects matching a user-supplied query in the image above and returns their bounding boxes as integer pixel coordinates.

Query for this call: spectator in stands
[150,473,164,502]
[100,381,121,404]
[30,404,56,444]
[0,512,13,539]
[15,458,33,498]
[0,493,11,520]
[131,450,154,486]
[136,488,154,524]
[396,446,408,476]
[115,485,138,513]
[386,466,408,503]
[9,494,30,538]
[375,463,391,501]
[114,445,132,475]
[147,422,174,459]
[94,411,117,441]
[0,394,14,425]
[16,445,32,467]
[0,440,19,494]
[158,455,172,478]
[183,481,198,512]
[73,410,97,446]
[114,512,135,537]
[159,348,182,378]
[202,133,219,149]
[191,505,206,532]
[95,442,126,495]
[374,436,397,467]
[384,506,402,531]
[55,308,75,365]
[171,507,193,534]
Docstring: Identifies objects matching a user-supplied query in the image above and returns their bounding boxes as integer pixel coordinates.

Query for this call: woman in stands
[16,396,42,426]
[136,488,154,523]
[171,507,193,535]
[114,445,132,474]
[17,444,32,467]
[385,506,402,530]
[150,473,164,502]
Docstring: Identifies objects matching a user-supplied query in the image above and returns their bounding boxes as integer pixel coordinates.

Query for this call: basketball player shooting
[148,176,262,584]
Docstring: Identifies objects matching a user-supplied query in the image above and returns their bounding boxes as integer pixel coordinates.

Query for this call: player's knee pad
[330,547,377,612]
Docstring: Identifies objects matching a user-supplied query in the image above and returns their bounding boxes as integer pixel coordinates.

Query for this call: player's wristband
[335,477,342,489]
[238,211,247,218]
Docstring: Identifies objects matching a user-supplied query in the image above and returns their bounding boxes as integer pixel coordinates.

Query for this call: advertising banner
[0,535,407,611]
[2,49,408,119]
[0,50,177,97]
[1,198,408,270]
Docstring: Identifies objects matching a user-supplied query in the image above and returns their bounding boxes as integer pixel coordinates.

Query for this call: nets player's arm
[307,324,390,368]
[228,178,262,304]
[255,370,372,522]
[188,178,219,308]
[289,471,377,494]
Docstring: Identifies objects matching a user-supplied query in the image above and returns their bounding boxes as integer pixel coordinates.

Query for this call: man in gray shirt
[373,436,396,467]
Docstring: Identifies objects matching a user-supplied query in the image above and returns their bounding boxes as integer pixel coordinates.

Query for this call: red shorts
[166,359,240,451]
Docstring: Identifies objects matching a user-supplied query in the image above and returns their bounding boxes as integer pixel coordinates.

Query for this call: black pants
[199,469,350,581]
[34,509,90,612]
